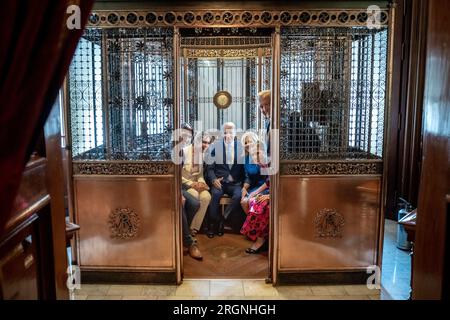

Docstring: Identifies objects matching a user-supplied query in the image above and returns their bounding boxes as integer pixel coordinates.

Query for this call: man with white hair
[205,122,247,238]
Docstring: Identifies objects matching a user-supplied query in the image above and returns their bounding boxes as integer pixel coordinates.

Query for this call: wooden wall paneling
[384,0,406,220]
[43,97,69,299]
[412,0,450,300]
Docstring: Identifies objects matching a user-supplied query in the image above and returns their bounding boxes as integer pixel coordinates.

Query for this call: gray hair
[222,122,236,132]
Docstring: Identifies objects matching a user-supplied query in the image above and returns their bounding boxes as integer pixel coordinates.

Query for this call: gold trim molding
[73,161,174,175]
[183,47,271,58]
[280,161,383,175]
[87,9,389,28]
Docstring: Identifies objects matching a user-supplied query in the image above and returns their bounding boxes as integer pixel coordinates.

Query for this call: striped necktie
[226,142,233,168]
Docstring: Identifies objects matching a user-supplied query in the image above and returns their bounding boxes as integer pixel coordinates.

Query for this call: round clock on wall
[213,90,232,109]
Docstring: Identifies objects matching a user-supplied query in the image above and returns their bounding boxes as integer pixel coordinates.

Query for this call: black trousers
[208,182,245,230]
[182,189,200,246]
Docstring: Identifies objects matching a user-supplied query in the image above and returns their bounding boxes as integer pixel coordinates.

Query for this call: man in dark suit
[205,122,247,238]
[258,90,271,156]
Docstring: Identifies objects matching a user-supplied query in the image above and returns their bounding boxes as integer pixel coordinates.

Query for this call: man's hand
[213,177,223,190]
[181,195,186,206]
[197,182,210,191]
[193,182,209,192]
[191,182,199,190]
[241,188,248,200]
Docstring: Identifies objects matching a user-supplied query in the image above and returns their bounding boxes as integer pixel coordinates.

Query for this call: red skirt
[240,197,270,241]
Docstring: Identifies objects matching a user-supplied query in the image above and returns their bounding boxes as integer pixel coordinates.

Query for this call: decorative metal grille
[87,9,389,28]
[68,27,174,160]
[280,27,388,160]
[181,32,272,131]
[182,58,257,130]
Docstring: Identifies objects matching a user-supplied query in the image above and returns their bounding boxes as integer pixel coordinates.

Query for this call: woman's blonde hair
[241,131,259,148]
[258,90,271,100]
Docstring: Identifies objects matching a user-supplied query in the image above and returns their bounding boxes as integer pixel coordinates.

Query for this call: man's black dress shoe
[217,220,224,236]
[207,224,215,238]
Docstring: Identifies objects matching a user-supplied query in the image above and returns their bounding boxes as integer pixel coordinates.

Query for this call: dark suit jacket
[265,120,271,156]
[205,137,247,185]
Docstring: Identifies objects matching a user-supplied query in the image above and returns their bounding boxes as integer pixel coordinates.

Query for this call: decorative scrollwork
[126,12,138,24]
[109,207,140,239]
[183,48,270,58]
[146,12,157,24]
[338,12,349,23]
[184,12,195,25]
[380,11,388,24]
[203,12,214,24]
[299,11,311,23]
[261,11,272,24]
[73,161,174,175]
[89,13,100,25]
[281,162,383,175]
[164,12,176,25]
[319,12,330,24]
[357,12,369,23]
[87,9,389,28]
[314,208,345,238]
[107,13,119,24]
[241,11,252,24]
[280,11,292,24]
[222,12,234,24]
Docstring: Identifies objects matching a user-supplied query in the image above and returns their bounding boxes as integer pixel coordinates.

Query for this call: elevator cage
[68,27,174,161]
[280,27,387,161]
[68,26,387,161]
[66,5,393,285]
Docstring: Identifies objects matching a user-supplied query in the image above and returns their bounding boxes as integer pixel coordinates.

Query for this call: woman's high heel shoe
[245,241,268,254]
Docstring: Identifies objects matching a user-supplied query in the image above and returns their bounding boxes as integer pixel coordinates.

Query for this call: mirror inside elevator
[179,28,272,279]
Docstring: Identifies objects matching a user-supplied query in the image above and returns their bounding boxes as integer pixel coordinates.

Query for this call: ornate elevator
[64,2,393,284]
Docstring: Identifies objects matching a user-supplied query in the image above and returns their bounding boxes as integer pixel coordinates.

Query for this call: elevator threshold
[183,234,269,279]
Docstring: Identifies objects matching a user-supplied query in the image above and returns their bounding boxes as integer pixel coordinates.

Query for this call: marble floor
[69,219,410,300]
[381,219,412,300]
[71,281,385,300]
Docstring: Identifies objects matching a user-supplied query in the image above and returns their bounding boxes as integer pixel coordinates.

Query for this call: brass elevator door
[178,28,274,280]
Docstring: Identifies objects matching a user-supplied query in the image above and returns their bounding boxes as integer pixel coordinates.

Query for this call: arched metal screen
[280,27,388,160]
[68,27,174,160]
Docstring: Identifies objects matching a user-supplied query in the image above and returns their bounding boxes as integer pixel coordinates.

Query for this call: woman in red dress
[240,144,270,254]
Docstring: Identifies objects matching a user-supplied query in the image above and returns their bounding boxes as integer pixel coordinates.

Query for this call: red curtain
[0,0,94,232]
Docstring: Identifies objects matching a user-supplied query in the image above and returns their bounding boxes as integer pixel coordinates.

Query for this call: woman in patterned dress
[240,143,270,254]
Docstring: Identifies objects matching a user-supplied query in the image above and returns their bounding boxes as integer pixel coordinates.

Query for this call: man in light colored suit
[182,132,212,236]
